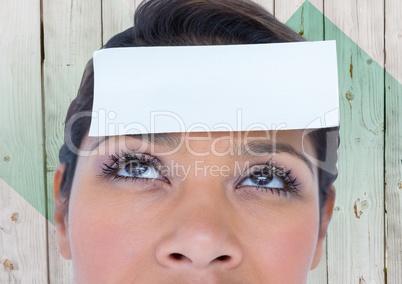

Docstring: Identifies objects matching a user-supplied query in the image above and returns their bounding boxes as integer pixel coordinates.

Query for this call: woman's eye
[236,161,299,197]
[239,169,285,189]
[101,152,168,183]
[117,160,162,180]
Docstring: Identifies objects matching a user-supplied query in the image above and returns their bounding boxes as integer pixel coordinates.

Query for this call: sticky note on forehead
[89,41,339,136]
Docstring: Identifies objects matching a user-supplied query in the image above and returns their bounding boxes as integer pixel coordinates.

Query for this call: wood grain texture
[251,0,274,14]
[323,0,388,81]
[0,1,48,282]
[43,0,103,222]
[324,1,385,283]
[42,0,102,282]
[384,0,402,83]
[0,179,47,283]
[275,0,322,23]
[102,0,136,44]
[385,0,402,282]
[284,1,324,41]
[0,0,46,217]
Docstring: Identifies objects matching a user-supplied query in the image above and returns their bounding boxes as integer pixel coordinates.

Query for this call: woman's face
[54,130,334,283]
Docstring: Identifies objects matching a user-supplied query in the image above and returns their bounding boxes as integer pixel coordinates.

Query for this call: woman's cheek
[67,185,155,282]
[244,203,320,282]
[282,219,319,276]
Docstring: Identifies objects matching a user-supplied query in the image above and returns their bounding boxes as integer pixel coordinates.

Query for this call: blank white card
[89,41,339,136]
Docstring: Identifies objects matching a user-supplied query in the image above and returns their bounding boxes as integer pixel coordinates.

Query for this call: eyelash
[100,151,168,183]
[235,159,300,197]
[100,152,299,197]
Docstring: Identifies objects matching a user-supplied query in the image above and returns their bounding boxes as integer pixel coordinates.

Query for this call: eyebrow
[90,133,314,173]
[240,141,314,173]
[90,133,183,152]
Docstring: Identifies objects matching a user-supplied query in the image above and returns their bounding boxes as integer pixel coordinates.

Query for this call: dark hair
[59,0,338,212]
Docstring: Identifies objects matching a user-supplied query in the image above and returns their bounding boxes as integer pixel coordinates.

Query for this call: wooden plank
[324,0,385,283]
[0,179,48,283]
[384,1,402,85]
[42,0,102,282]
[0,0,48,282]
[102,0,136,44]
[385,0,402,282]
[283,3,327,283]
[252,0,274,14]
[0,0,46,219]
[275,0,322,23]
[323,1,386,77]
[283,1,325,41]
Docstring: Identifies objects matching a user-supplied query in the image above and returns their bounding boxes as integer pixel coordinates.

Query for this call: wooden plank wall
[325,0,385,282]
[0,0,48,283]
[0,0,401,283]
[42,0,102,282]
[385,0,402,283]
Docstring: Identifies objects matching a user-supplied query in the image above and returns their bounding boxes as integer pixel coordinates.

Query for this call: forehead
[83,130,311,151]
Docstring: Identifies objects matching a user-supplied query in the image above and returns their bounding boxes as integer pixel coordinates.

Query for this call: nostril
[170,253,184,260]
[215,255,231,262]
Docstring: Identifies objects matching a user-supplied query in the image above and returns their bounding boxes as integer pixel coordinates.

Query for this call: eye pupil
[262,168,271,176]
[250,169,273,186]
[125,162,149,176]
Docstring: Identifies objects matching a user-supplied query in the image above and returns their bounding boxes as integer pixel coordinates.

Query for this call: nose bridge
[155,176,243,270]
[177,174,233,237]
[176,187,229,243]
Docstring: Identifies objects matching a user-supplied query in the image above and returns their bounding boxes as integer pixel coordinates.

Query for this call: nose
[155,194,243,270]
